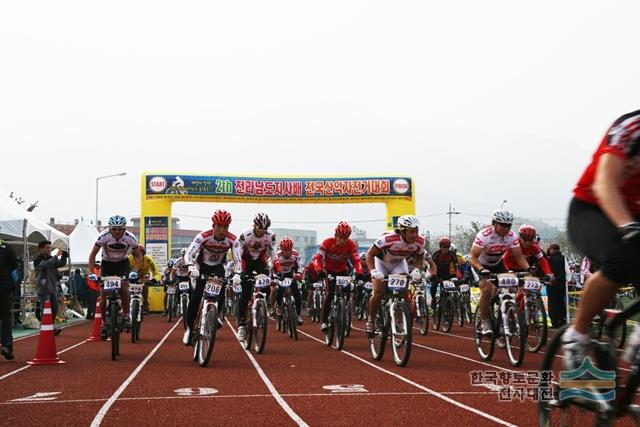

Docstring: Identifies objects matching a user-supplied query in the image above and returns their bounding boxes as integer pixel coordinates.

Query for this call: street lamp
[95,172,127,226]
[447,203,460,239]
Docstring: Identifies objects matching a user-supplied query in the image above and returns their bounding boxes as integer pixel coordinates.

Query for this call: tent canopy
[69,220,100,264]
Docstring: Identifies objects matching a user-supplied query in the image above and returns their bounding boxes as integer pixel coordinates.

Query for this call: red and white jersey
[373,231,426,265]
[95,229,139,262]
[574,110,640,214]
[473,226,520,267]
[233,229,276,265]
[185,229,237,267]
[273,250,303,274]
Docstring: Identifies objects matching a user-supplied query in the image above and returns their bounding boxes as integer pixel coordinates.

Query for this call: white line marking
[0,339,88,381]
[89,320,181,427]
[297,329,517,427]
[2,391,501,405]
[227,320,309,427]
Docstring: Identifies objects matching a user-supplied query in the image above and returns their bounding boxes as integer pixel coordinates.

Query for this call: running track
[0,315,636,426]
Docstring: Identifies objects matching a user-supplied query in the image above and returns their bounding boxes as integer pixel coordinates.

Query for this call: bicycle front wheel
[198,304,217,367]
[287,299,298,341]
[391,301,412,367]
[369,307,388,361]
[254,299,268,354]
[504,301,526,367]
[415,294,428,336]
[474,306,495,361]
[110,303,119,361]
[441,296,454,333]
[333,298,346,351]
[527,296,547,353]
[131,299,140,344]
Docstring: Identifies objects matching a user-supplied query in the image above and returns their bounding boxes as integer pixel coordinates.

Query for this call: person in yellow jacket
[128,246,161,313]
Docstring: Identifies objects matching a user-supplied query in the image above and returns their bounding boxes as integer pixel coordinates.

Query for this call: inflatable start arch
[139,173,415,266]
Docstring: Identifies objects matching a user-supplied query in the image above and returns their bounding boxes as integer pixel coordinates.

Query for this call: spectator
[0,236,18,360]
[34,241,68,335]
[547,243,568,328]
[72,268,87,304]
[85,262,101,319]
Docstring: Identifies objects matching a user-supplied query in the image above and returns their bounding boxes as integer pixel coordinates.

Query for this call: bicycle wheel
[538,325,612,427]
[181,295,189,329]
[167,294,174,322]
[604,298,627,350]
[415,294,428,336]
[391,300,412,367]
[131,299,140,343]
[110,303,119,361]
[456,294,464,327]
[474,306,495,361]
[504,301,526,367]
[345,299,352,338]
[369,307,388,361]
[441,296,454,333]
[287,299,298,341]
[254,299,268,354]
[465,294,473,324]
[198,304,217,367]
[333,298,346,350]
[527,296,548,353]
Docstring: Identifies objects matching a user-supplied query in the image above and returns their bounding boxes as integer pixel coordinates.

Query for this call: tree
[452,221,484,254]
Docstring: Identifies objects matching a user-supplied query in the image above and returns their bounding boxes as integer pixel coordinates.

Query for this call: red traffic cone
[87,297,103,342]
[27,300,65,365]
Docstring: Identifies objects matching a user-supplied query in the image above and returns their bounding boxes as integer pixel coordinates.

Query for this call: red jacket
[312,237,362,274]
[86,266,101,291]
[502,240,551,275]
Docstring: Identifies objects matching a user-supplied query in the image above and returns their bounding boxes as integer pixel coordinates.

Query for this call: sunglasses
[110,227,125,231]
[520,235,534,242]
[496,222,512,228]
[440,245,450,249]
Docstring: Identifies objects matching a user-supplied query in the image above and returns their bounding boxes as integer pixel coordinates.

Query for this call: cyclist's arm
[88,244,101,272]
[469,244,484,272]
[509,246,529,271]
[232,238,244,273]
[593,153,635,227]
[365,245,380,273]
[131,245,143,272]
[148,257,161,281]
[349,243,363,274]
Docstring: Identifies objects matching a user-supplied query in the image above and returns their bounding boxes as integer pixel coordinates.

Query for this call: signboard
[144,216,168,267]
[145,175,412,201]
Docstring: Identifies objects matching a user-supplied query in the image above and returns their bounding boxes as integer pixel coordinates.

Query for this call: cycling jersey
[128,254,160,281]
[185,229,237,267]
[273,250,303,275]
[233,229,276,269]
[473,226,520,267]
[431,249,458,279]
[312,238,362,274]
[373,231,426,266]
[502,239,551,275]
[95,229,139,262]
[574,110,640,214]
[173,256,189,278]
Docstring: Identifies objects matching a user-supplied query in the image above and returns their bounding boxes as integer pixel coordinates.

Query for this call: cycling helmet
[108,215,127,227]
[439,237,451,247]
[279,236,294,251]
[491,209,514,225]
[360,251,367,260]
[212,209,232,226]
[335,221,352,238]
[450,243,457,254]
[397,215,420,230]
[253,212,271,230]
[518,224,537,241]
[167,259,175,268]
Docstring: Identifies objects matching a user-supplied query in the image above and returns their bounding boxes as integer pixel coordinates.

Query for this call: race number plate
[233,284,242,294]
[497,273,518,288]
[280,278,292,288]
[313,282,324,289]
[388,275,408,290]
[204,281,222,297]
[443,280,456,290]
[255,274,271,288]
[129,284,143,294]
[336,276,351,288]
[103,276,121,291]
[459,284,470,293]
[364,282,373,290]
[523,277,542,291]
[166,286,176,295]
[178,282,190,291]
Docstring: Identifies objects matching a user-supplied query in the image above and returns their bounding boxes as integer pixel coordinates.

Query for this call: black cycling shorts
[100,259,131,277]
[568,198,640,284]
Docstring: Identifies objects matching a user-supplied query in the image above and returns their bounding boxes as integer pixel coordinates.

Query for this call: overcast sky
[1,1,638,240]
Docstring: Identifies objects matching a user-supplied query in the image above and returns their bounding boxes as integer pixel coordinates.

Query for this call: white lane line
[14,320,90,342]
[89,320,181,427]
[0,339,89,381]
[297,329,517,427]
[3,391,501,405]
[227,320,309,427]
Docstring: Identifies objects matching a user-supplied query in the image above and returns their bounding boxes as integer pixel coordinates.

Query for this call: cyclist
[503,224,552,277]
[562,110,640,369]
[365,215,425,336]
[430,237,460,308]
[182,209,239,345]
[128,246,160,314]
[172,249,189,282]
[273,236,304,325]
[161,259,175,315]
[468,209,529,336]
[313,221,362,332]
[354,252,371,314]
[233,212,277,342]
[88,215,142,332]
[303,262,321,316]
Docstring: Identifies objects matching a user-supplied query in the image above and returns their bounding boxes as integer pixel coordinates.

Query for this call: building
[270,228,318,264]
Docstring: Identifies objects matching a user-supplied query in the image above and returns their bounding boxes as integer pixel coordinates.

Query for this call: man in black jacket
[34,240,68,335]
[547,243,568,328]
[0,237,18,360]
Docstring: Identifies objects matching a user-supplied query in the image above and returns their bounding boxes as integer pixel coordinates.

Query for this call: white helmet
[492,208,514,225]
[396,215,420,230]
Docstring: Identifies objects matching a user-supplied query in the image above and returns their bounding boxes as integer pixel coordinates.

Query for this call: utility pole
[447,203,460,239]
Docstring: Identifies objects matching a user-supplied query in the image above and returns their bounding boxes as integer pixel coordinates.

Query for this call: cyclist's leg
[238,272,252,325]
[321,277,334,324]
[368,259,392,321]
[186,277,205,331]
[142,283,149,311]
[122,281,130,313]
[292,280,302,315]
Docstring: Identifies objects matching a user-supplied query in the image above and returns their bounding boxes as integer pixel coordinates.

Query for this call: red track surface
[0,315,636,426]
